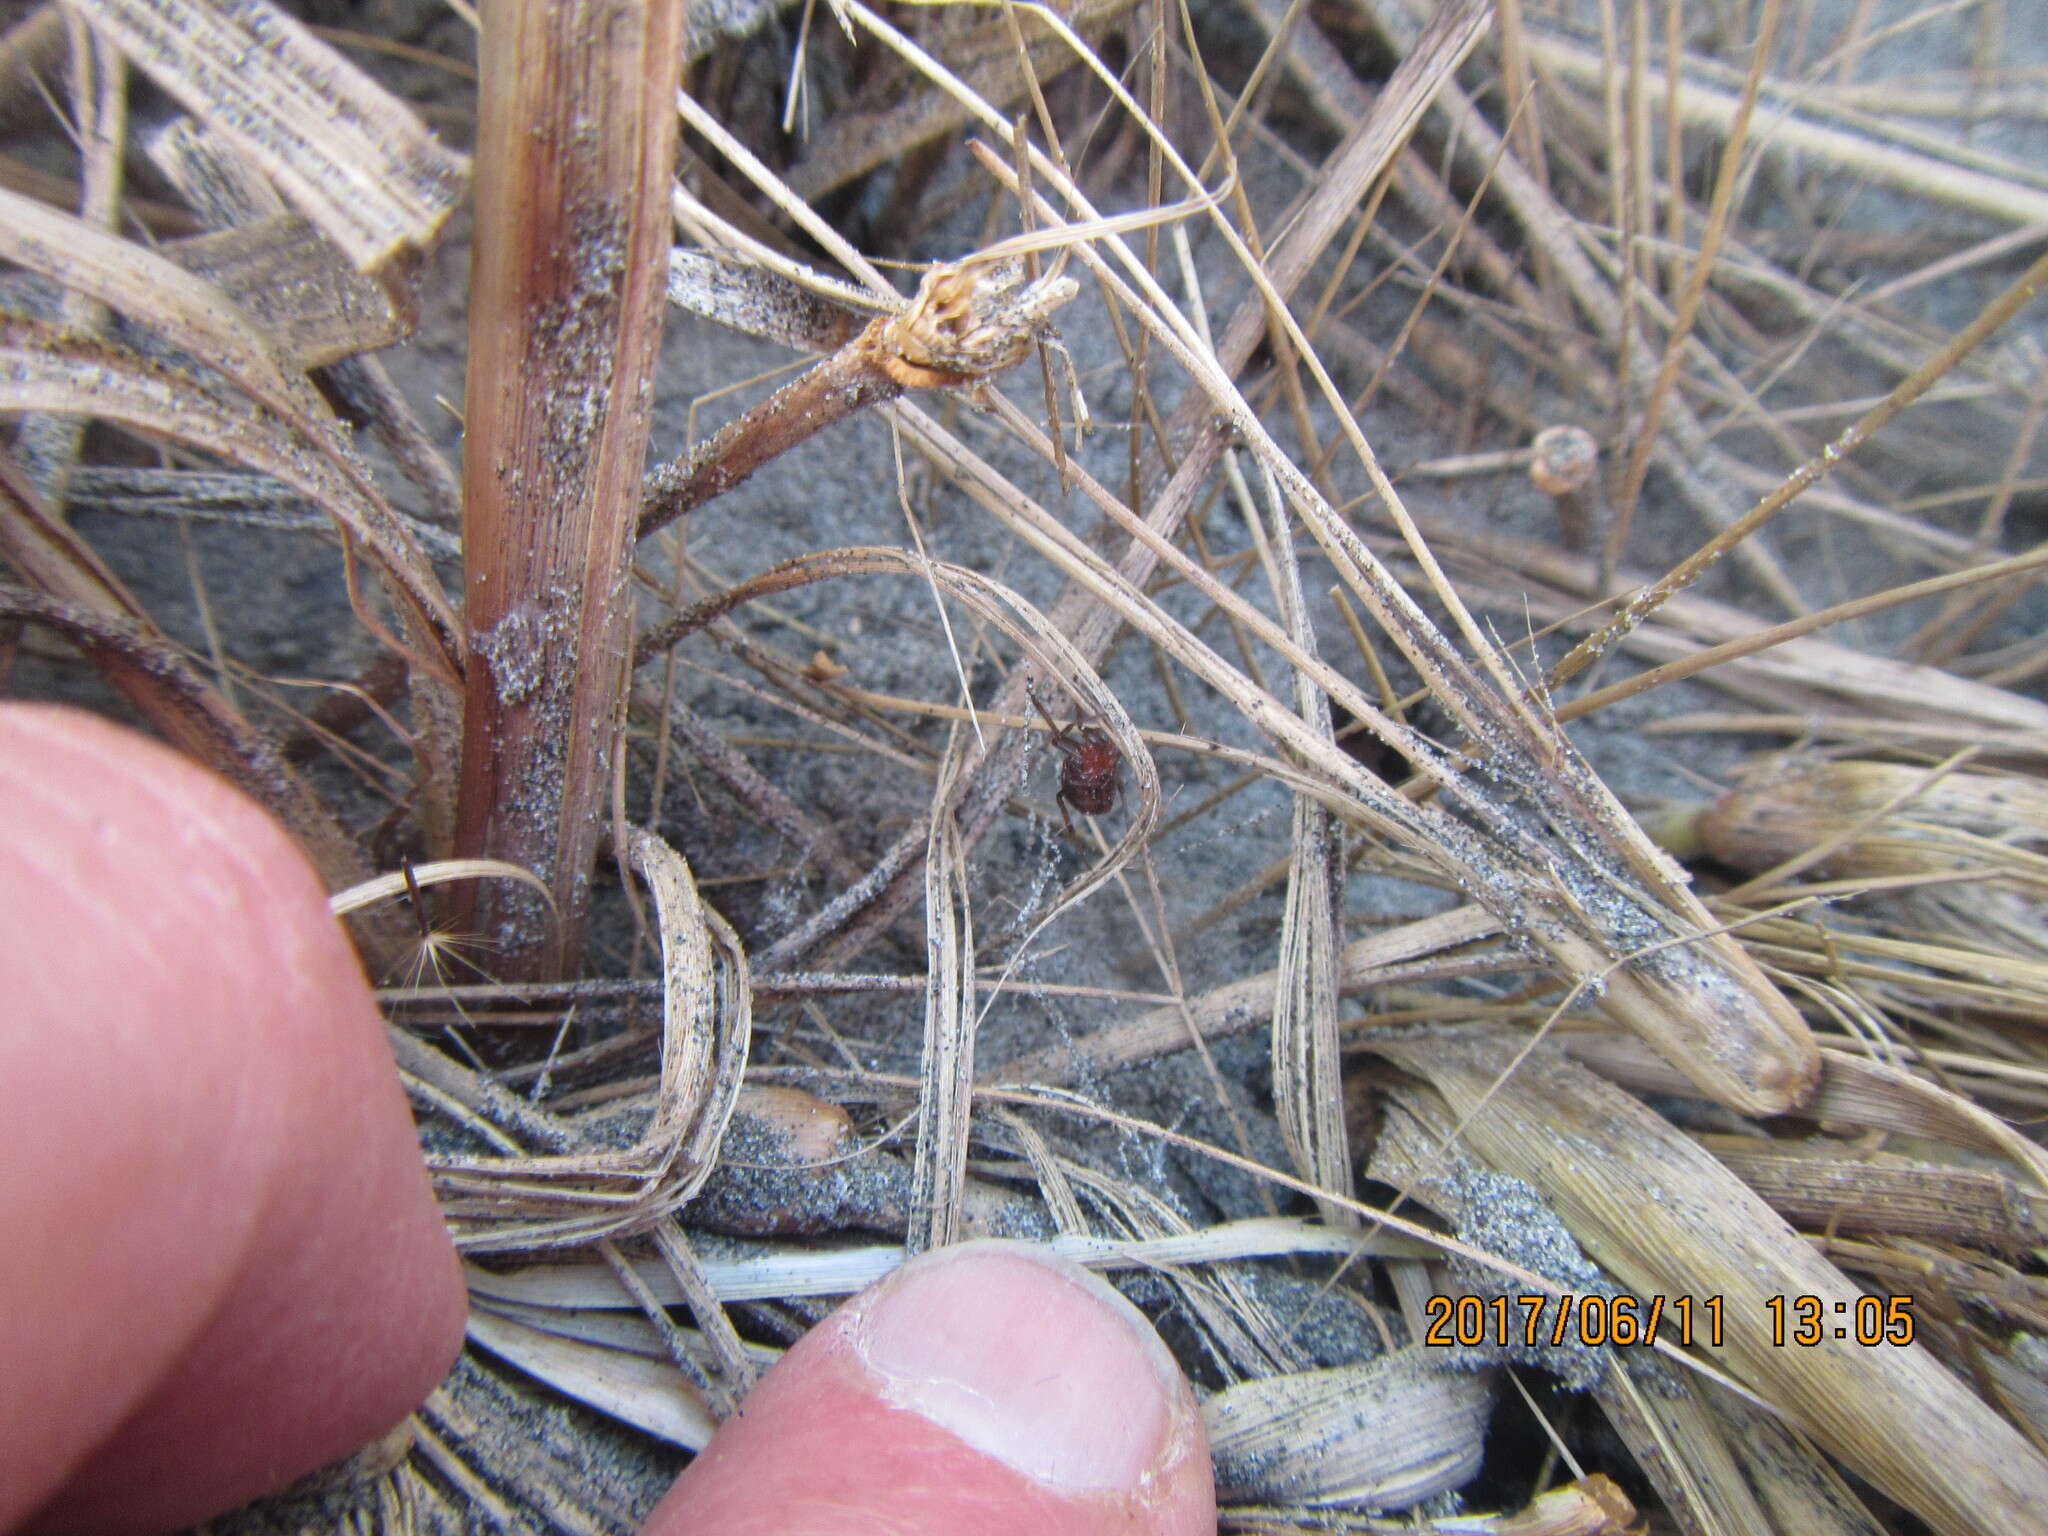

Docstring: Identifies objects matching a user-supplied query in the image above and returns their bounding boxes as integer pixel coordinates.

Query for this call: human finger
[0,704,467,1535]
[643,1239,1214,1536]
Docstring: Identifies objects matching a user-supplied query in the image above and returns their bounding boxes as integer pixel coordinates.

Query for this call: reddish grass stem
[451,0,684,976]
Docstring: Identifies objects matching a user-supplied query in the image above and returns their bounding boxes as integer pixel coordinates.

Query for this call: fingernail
[852,1240,1181,1493]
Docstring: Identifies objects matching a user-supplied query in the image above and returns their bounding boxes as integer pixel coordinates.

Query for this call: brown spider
[1030,686,1122,841]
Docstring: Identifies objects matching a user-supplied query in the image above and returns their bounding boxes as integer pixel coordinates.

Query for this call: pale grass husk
[1203,1347,1494,1509]
[1566,1031,2048,1189]
[1670,757,2048,975]
[1683,755,2048,890]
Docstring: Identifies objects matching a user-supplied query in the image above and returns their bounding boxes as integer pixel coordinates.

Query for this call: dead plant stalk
[451,0,684,976]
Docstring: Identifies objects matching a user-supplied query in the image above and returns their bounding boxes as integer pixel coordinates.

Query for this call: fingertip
[0,705,465,1533]
[646,1241,1213,1536]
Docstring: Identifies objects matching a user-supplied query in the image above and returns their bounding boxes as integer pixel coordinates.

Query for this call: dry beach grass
[3,0,2048,1529]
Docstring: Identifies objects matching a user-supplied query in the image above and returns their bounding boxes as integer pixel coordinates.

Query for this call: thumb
[645,1240,1214,1536]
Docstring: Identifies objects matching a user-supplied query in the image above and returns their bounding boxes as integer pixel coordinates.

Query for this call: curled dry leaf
[420,827,751,1250]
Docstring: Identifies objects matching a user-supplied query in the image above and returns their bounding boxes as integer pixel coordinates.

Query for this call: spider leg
[1027,680,1067,746]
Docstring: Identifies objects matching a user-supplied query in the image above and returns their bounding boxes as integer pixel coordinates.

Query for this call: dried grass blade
[1203,1346,1494,1509]
[0,181,296,400]
[1693,1377,1892,1535]
[464,1310,716,1450]
[0,445,145,620]
[1442,521,2048,742]
[1271,794,1351,1218]
[161,212,413,369]
[1704,1141,2048,1253]
[908,730,977,1254]
[1528,27,2048,226]
[1253,496,1817,1122]
[650,1224,758,1404]
[469,1216,1436,1313]
[0,7,65,135]
[1564,1031,2048,1191]
[1682,757,2048,896]
[1559,543,2048,729]
[1593,1357,1779,1536]
[1604,0,1783,569]
[991,903,1500,1087]
[1599,1337,1885,1536]
[1807,1050,2048,1192]
[73,0,465,271]
[328,858,551,919]
[471,1289,781,1373]
[1384,1090,1867,1536]
[0,318,460,674]
[11,16,124,506]
[1251,460,1355,1221]
[1374,1029,2048,1536]
[781,0,1138,201]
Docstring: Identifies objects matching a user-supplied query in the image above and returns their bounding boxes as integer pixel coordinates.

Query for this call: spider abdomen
[1057,727,1121,816]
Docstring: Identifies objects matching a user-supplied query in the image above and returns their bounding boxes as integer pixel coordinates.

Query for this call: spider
[1030,686,1122,841]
